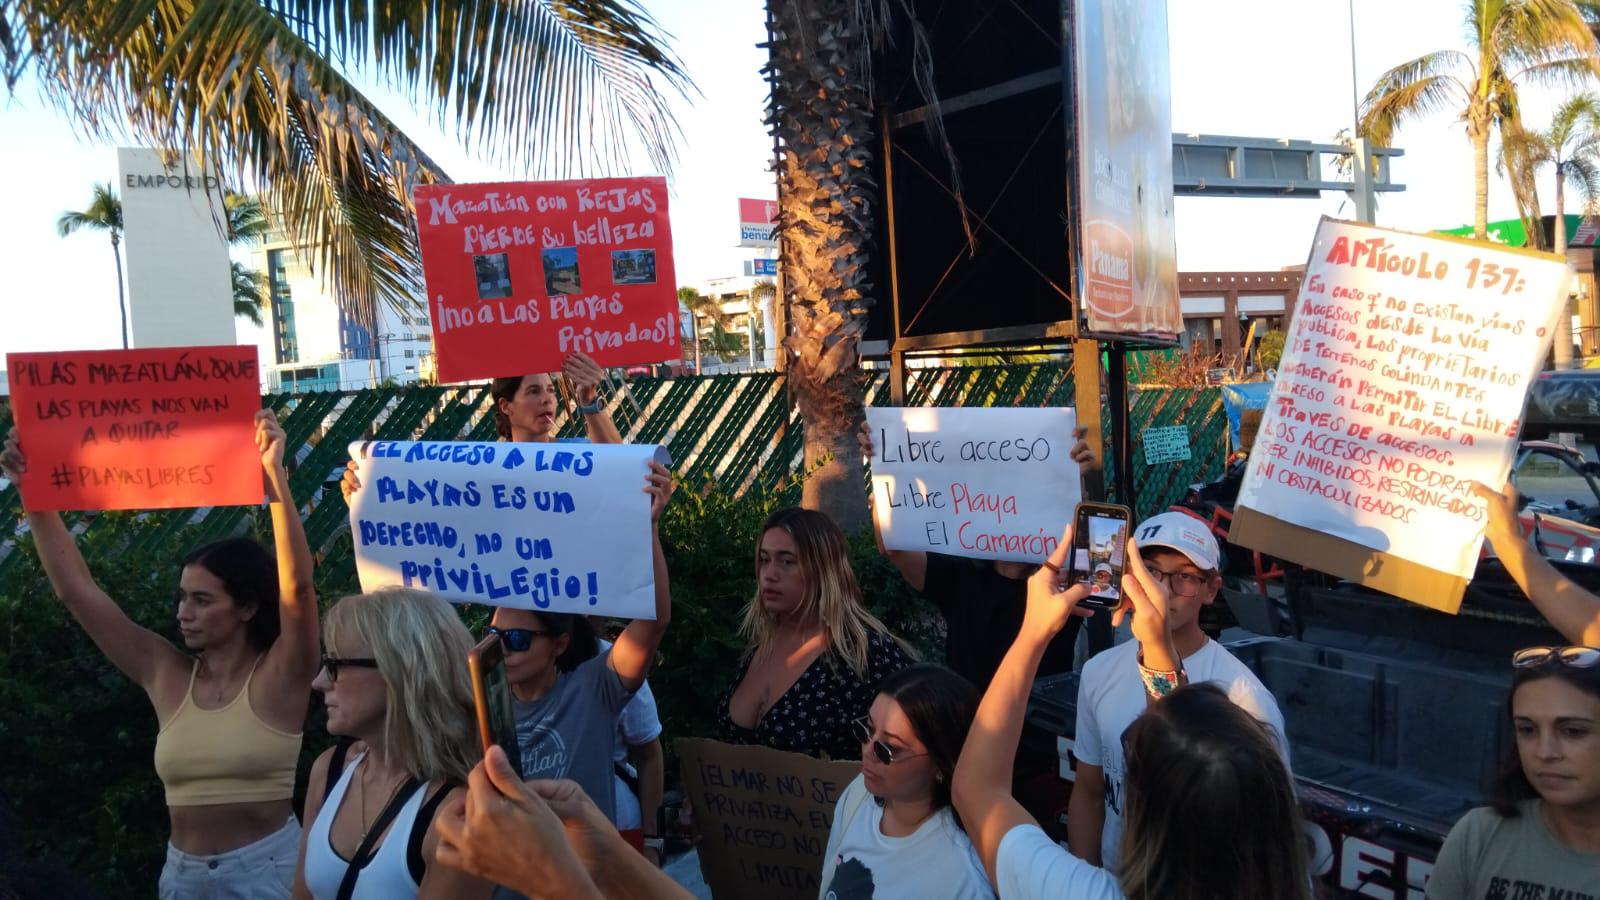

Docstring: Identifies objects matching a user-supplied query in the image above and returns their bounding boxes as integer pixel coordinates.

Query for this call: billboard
[1072,0,1180,339]
[738,197,778,248]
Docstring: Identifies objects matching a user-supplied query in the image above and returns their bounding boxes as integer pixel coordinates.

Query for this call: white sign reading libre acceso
[349,440,670,618]
[867,407,1082,564]
[1236,217,1570,583]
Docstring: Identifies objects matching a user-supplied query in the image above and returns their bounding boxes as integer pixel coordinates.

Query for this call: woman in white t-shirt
[820,664,994,900]
[952,529,1310,900]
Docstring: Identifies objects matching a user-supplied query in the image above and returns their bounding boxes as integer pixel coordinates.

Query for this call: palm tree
[56,182,127,349]
[1358,0,1600,241]
[751,278,776,366]
[6,1,689,330]
[231,261,265,326]
[679,286,728,375]
[1503,92,1600,366]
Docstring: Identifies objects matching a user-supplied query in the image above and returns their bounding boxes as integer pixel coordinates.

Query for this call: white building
[252,228,433,392]
[116,148,237,348]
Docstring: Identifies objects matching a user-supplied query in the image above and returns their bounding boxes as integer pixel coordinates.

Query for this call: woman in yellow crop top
[1,409,320,899]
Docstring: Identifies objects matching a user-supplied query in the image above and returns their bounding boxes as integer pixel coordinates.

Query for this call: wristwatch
[577,396,605,415]
[643,835,665,861]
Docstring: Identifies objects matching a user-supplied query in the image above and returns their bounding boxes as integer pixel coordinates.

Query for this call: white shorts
[158,816,299,900]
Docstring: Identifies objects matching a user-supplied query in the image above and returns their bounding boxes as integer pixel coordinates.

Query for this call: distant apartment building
[253,227,433,391]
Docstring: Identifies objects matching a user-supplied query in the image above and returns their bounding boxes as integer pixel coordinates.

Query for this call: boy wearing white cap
[1064,511,1288,872]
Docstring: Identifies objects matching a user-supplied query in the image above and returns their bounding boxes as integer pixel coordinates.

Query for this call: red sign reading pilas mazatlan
[414,178,679,384]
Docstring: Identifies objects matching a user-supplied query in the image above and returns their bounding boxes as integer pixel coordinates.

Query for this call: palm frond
[231,261,265,325]
[56,181,122,236]
[1359,50,1472,147]
[1495,0,1600,75]
[1562,154,1600,205]
[5,0,689,325]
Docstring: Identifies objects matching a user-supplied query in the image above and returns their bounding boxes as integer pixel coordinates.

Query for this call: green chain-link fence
[0,365,1232,589]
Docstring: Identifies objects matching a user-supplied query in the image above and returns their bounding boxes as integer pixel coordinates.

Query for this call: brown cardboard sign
[677,738,859,900]
[1229,505,1469,614]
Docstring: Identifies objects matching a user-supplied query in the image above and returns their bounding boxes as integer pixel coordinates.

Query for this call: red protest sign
[6,346,262,511]
[414,178,679,384]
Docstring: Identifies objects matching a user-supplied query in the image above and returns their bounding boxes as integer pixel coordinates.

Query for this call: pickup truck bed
[1028,634,1522,898]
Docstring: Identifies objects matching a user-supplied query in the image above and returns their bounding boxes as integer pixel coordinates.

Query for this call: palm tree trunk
[1471,115,1490,242]
[1555,175,1574,369]
[693,316,702,375]
[111,231,129,349]
[769,0,876,532]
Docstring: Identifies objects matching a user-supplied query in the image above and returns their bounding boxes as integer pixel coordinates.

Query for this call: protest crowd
[1,340,1597,900]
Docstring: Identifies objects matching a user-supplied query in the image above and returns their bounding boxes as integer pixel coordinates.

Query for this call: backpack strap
[335,775,424,900]
[405,781,460,885]
[323,737,357,803]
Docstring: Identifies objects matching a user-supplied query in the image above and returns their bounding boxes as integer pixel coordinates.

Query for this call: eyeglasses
[488,626,554,653]
[1146,566,1210,597]
[1512,646,1600,670]
[320,656,378,681]
[851,717,927,766]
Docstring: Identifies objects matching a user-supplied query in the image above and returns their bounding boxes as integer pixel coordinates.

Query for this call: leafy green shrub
[0,481,941,898]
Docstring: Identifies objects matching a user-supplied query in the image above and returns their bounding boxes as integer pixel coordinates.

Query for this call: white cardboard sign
[866,407,1081,563]
[349,440,669,617]
[1236,218,1569,581]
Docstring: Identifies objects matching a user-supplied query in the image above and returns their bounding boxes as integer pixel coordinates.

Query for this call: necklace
[357,760,408,844]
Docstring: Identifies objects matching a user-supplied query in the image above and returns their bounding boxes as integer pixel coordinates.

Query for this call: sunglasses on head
[851,716,926,766]
[1513,646,1600,670]
[488,626,555,653]
[320,656,378,681]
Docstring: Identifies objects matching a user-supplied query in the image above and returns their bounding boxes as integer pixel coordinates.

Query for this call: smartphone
[468,634,523,777]
[1069,502,1133,610]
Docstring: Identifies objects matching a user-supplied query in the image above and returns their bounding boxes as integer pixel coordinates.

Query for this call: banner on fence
[866,407,1081,563]
[414,178,679,384]
[6,346,261,511]
[348,440,670,617]
[1231,217,1569,613]
[1142,425,1191,465]
[677,738,858,900]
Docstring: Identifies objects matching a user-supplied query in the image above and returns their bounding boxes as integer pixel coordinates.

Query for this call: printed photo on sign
[611,249,657,286]
[475,253,513,300]
[1077,515,1126,600]
[542,247,581,296]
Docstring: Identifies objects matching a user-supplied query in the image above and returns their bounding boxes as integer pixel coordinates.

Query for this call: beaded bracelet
[1137,653,1186,698]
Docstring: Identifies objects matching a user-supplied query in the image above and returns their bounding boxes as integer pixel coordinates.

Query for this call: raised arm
[610,462,674,692]
[953,529,1089,881]
[563,352,623,445]
[858,420,929,591]
[256,409,321,686]
[1,429,188,694]
[1473,480,1600,646]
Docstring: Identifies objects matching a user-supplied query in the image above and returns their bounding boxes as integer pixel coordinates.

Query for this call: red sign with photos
[413,178,678,384]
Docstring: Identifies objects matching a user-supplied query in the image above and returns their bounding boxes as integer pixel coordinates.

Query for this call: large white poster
[349,440,670,617]
[866,407,1081,563]
[1236,218,1569,580]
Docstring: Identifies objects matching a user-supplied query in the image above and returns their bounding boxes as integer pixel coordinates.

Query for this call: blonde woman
[718,507,916,759]
[292,588,492,899]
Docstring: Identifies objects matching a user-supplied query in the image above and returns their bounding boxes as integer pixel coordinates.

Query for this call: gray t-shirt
[1426,800,1600,900]
[514,647,634,821]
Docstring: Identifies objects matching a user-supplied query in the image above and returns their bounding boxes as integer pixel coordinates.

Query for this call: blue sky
[0,0,1581,359]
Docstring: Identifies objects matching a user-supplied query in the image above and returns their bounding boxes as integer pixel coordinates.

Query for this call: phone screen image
[1074,511,1129,603]
[470,636,523,777]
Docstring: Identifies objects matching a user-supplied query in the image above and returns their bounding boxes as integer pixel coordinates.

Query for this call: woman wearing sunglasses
[1426,645,1600,899]
[820,663,994,899]
[483,463,673,851]
[3,412,318,899]
[293,587,492,899]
